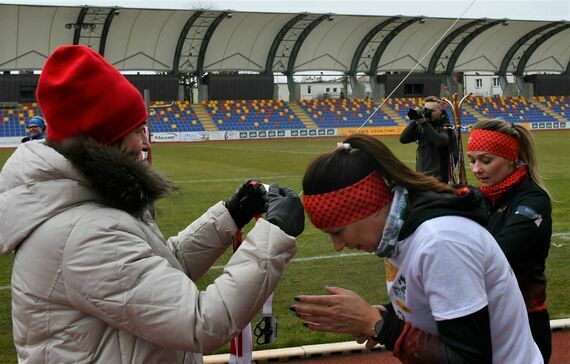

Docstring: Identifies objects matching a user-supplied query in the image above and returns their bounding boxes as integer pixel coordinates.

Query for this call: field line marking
[173,175,302,184]
[195,145,319,155]
[553,232,570,240]
[191,145,416,163]
[2,232,568,290]
[211,252,369,270]
[0,253,370,290]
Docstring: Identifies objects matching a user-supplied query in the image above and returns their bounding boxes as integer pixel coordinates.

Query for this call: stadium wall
[125,75,179,101]
[377,73,443,98]
[204,74,274,100]
[0,74,179,103]
[3,123,569,148]
[524,74,570,96]
[0,74,40,103]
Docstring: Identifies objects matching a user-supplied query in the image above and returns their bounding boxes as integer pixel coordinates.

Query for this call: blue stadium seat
[204,99,305,130]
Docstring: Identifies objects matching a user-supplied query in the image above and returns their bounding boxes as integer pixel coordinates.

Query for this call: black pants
[529,309,551,363]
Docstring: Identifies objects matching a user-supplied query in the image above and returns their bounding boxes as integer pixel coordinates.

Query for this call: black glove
[226,179,268,229]
[376,302,406,350]
[265,184,304,237]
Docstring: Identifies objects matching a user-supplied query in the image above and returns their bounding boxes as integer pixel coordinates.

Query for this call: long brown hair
[471,119,550,199]
[303,134,455,195]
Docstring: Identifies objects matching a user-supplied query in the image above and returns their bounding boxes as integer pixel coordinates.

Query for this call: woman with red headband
[467,119,552,363]
[292,134,543,363]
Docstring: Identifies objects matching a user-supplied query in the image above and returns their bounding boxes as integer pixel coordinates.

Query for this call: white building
[277,80,345,101]
[463,72,515,97]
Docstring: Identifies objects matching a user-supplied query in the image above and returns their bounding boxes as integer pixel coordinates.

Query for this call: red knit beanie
[37,45,148,144]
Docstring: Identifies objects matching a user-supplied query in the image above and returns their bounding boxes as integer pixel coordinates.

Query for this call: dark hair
[423,96,441,104]
[471,119,550,200]
[303,134,456,195]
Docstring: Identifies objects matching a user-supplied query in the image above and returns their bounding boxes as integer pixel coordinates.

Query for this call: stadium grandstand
[1,1,570,363]
[203,99,305,130]
[148,101,205,132]
[1,2,569,146]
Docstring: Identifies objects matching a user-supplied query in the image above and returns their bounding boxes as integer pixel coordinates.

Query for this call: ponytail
[344,135,455,193]
[303,134,455,195]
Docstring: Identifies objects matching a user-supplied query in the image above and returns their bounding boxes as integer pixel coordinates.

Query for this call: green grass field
[1,132,569,361]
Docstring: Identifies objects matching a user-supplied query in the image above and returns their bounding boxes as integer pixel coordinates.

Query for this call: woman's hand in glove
[265,184,304,237]
[226,179,268,229]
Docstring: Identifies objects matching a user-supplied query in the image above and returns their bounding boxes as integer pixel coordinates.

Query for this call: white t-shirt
[387,215,543,364]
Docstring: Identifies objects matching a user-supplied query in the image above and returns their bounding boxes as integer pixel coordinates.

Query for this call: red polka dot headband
[467,129,519,161]
[302,171,393,230]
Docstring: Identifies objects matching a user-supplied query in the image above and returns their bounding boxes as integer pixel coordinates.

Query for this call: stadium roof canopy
[0,4,569,78]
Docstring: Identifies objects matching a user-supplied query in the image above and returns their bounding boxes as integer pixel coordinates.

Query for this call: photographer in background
[399,96,451,183]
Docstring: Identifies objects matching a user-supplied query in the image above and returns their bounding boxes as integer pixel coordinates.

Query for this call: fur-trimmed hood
[0,137,175,254]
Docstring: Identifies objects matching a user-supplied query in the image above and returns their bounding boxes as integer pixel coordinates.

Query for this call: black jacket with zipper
[399,111,452,182]
[484,177,551,311]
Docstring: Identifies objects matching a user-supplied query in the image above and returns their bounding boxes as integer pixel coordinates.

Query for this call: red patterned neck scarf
[480,166,528,206]
[303,171,393,230]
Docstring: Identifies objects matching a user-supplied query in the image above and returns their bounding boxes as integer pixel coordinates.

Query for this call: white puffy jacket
[0,141,296,363]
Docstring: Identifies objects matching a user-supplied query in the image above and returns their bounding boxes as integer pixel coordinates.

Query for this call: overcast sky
[2,0,569,21]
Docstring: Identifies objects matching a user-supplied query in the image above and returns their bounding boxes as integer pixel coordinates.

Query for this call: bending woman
[467,119,552,362]
[292,134,543,363]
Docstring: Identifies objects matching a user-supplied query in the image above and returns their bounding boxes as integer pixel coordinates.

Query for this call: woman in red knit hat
[0,45,304,364]
[291,134,543,363]
[467,119,552,363]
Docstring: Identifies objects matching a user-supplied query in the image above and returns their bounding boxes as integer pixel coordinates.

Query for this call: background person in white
[292,134,542,363]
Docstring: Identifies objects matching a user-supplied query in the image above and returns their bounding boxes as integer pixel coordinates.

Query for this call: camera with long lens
[407,107,432,121]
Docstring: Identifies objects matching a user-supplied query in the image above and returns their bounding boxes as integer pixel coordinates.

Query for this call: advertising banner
[0,137,23,148]
[180,131,210,142]
[530,121,568,130]
[151,128,338,142]
[152,132,180,142]
[337,126,406,136]
[235,128,338,140]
